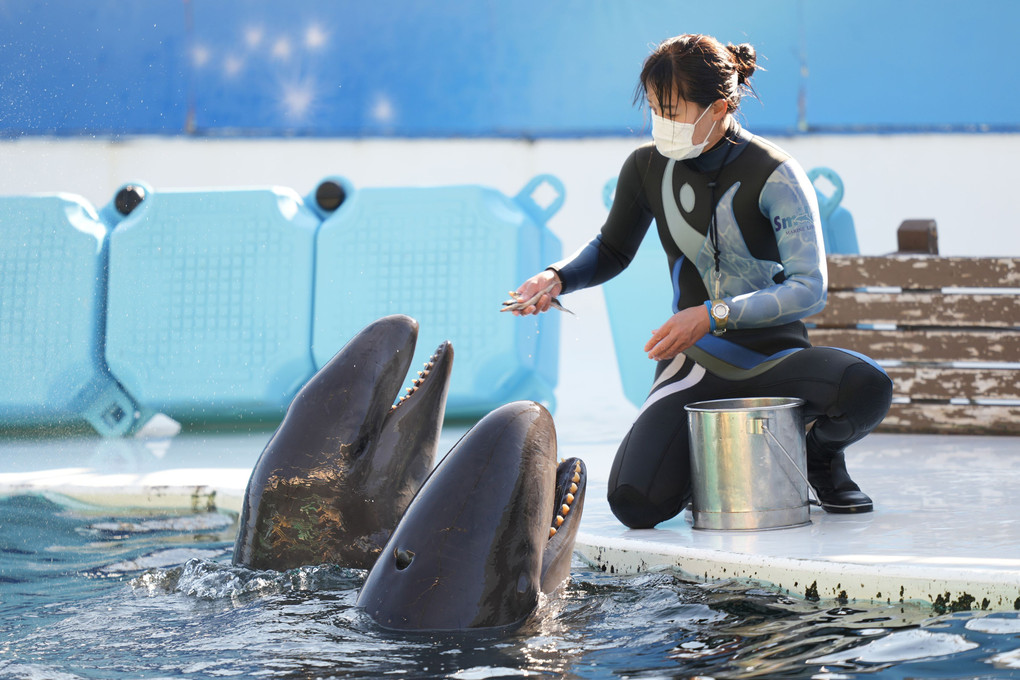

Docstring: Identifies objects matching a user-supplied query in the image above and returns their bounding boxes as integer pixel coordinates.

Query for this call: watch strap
[703,300,717,332]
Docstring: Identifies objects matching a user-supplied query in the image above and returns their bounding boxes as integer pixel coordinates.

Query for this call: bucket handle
[755,419,821,507]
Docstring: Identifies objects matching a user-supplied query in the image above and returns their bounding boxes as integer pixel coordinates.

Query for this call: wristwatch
[709,300,730,336]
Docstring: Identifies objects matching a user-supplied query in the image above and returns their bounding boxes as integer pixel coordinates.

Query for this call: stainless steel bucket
[685,397,810,531]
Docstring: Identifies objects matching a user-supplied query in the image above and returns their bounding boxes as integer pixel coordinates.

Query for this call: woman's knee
[838,361,893,431]
[607,483,688,529]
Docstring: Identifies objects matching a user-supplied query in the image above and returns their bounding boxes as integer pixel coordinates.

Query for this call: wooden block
[897,219,939,254]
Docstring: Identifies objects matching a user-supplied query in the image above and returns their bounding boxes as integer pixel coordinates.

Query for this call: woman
[511,34,892,529]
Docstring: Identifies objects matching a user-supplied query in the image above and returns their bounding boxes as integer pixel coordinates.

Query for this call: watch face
[712,303,729,318]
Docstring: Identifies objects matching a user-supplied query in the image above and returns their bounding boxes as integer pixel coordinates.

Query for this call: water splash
[131,557,364,603]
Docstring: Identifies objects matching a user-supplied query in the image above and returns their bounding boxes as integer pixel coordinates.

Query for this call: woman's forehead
[647,87,688,110]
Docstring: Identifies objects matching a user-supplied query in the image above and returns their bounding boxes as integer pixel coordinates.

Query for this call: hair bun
[727,42,757,84]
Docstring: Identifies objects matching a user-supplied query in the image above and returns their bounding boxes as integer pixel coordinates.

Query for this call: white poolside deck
[566,430,1020,612]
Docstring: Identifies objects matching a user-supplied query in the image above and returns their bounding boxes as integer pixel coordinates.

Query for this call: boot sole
[819,502,873,514]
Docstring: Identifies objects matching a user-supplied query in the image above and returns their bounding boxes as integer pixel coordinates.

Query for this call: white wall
[2,134,1016,258]
[3,134,1015,431]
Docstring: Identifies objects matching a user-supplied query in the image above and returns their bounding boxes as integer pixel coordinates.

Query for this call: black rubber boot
[807,450,873,513]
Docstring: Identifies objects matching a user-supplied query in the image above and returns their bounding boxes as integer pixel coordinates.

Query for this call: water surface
[2,494,1019,679]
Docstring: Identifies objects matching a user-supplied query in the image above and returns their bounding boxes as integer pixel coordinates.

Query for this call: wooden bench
[806,240,1020,435]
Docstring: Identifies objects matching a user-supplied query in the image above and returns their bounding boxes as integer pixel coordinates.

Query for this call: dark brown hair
[636,34,759,115]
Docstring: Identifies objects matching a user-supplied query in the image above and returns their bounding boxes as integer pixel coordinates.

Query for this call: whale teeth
[555,515,564,527]
[575,461,582,473]
[569,482,577,494]
[560,504,570,516]
[566,493,574,504]
[572,472,580,483]
[389,347,447,412]
[549,527,557,538]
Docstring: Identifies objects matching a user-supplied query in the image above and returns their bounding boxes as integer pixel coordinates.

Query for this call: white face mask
[651,106,717,161]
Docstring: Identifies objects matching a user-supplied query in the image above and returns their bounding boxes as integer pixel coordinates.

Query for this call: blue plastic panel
[104,185,320,419]
[313,176,563,417]
[0,194,138,434]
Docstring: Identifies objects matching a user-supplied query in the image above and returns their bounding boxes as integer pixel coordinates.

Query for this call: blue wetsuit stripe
[670,256,685,314]
[694,334,802,370]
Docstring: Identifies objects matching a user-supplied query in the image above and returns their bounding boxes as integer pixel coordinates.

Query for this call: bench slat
[879,403,1020,435]
[883,366,1020,401]
[814,255,1020,434]
[809,328,1020,363]
[827,255,1020,290]
[809,291,1020,328]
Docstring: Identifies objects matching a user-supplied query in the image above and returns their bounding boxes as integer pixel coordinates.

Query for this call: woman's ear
[711,99,729,120]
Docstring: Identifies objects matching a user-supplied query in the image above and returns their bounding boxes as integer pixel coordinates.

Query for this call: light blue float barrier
[104,183,320,422]
[599,178,673,409]
[311,175,564,418]
[0,194,140,435]
[601,168,858,408]
[807,167,860,255]
[1,176,564,434]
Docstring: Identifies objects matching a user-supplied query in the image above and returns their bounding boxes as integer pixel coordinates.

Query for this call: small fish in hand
[501,283,575,315]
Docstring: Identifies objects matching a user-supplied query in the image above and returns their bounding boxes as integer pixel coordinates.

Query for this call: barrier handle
[760,421,821,507]
[514,174,565,225]
[807,167,844,221]
[82,380,144,437]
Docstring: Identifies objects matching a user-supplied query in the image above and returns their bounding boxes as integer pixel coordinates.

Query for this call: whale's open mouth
[391,341,451,413]
[549,458,584,539]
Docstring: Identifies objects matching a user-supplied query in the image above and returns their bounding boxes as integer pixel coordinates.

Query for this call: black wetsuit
[550,122,893,529]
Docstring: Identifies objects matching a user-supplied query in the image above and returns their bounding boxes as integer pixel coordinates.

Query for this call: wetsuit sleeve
[548,149,655,294]
[727,159,828,328]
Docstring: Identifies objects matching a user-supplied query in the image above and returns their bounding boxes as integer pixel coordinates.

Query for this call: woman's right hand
[509,270,562,316]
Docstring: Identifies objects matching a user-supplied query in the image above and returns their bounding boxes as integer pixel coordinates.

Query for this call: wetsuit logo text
[773,216,795,232]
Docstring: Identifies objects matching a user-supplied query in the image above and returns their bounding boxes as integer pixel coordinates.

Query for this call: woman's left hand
[644,305,712,361]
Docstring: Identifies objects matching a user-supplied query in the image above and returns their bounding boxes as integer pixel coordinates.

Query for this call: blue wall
[2,0,1017,137]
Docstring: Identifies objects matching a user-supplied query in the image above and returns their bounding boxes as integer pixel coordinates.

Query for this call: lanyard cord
[706,140,735,284]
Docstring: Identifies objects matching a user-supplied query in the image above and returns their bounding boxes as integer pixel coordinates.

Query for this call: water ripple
[3,496,1020,679]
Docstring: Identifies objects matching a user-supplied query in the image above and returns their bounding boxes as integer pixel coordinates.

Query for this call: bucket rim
[684,396,805,413]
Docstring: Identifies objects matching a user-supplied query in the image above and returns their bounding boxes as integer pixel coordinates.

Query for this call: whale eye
[394,548,415,570]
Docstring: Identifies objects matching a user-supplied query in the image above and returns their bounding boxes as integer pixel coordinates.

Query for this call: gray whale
[233,314,453,571]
